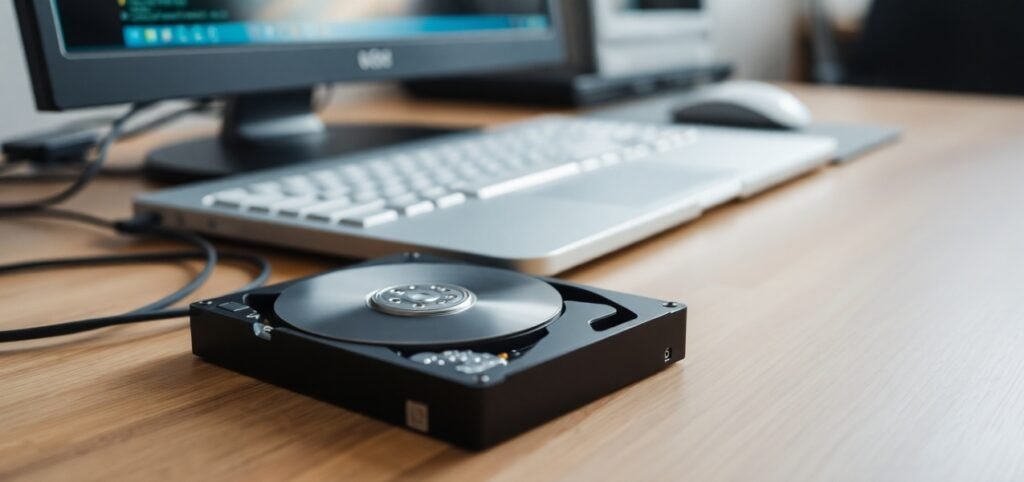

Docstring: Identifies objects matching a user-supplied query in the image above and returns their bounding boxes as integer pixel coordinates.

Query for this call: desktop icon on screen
[176,25,190,44]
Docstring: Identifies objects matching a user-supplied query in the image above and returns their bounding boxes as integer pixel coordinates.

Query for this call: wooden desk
[4,85,1024,481]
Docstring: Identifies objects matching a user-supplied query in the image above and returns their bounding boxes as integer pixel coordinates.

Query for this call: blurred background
[7,0,1022,137]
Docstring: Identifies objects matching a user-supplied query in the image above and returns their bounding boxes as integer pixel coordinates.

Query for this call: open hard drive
[189,254,687,449]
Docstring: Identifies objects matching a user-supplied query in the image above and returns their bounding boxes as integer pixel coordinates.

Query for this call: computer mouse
[671,81,813,130]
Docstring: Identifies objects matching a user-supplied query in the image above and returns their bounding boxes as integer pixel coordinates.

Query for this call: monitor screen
[52,0,552,54]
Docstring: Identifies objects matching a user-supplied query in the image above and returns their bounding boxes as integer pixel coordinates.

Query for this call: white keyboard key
[283,184,318,196]
[350,180,379,192]
[391,199,435,217]
[238,194,285,211]
[296,198,354,220]
[381,185,410,198]
[419,186,448,199]
[252,196,318,215]
[435,193,467,209]
[310,200,388,224]
[249,182,282,194]
[560,139,622,159]
[409,179,437,191]
[206,188,249,208]
[342,209,399,228]
[388,193,419,204]
[319,188,351,200]
[460,163,581,199]
[654,138,676,152]
[579,158,602,172]
[354,191,382,203]
[282,182,317,196]
[311,169,340,182]
[622,145,653,161]
[600,153,622,166]
[282,175,313,187]
[314,178,346,191]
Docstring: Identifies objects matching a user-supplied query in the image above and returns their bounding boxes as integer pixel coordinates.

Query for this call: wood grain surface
[3,84,1024,481]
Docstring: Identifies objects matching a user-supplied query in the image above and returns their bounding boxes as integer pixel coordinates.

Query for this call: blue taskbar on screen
[122,15,551,49]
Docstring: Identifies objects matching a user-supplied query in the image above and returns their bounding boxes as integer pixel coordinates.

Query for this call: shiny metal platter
[274,263,564,347]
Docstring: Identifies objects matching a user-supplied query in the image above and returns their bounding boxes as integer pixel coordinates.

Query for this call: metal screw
[253,323,273,341]
[663,301,680,309]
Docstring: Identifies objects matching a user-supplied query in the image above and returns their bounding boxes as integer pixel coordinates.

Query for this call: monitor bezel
[13,0,564,110]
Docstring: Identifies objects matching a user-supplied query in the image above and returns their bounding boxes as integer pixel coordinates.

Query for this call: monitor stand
[144,89,461,183]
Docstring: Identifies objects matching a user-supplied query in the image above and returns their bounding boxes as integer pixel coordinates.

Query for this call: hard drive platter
[273,263,564,347]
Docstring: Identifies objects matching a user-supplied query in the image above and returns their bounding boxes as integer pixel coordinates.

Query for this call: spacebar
[461,163,582,199]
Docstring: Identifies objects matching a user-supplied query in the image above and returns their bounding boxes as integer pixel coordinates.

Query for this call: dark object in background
[2,127,102,166]
[407,0,729,106]
[406,64,732,107]
[812,0,1024,96]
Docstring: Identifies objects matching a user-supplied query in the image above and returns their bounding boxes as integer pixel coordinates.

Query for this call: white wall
[706,0,874,80]
[824,0,871,23]
[708,0,801,80]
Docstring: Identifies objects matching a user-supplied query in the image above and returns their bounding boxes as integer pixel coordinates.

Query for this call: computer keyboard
[202,116,699,229]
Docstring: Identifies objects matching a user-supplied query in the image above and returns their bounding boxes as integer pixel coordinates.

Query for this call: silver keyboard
[203,117,698,229]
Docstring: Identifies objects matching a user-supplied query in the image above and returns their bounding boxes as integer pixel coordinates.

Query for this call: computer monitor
[13,0,563,180]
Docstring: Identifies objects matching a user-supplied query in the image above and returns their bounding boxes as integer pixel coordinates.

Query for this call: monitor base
[144,123,461,184]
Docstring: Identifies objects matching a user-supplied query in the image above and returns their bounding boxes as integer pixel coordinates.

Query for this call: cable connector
[114,212,163,235]
[2,127,103,167]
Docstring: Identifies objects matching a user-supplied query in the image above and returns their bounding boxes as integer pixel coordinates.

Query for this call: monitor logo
[357,48,394,71]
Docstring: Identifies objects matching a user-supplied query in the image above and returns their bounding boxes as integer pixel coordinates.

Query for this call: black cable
[0,209,272,344]
[0,102,273,344]
[0,172,89,184]
[0,166,148,183]
[0,250,270,300]
[0,310,192,343]
[5,209,218,312]
[0,100,213,183]
[2,207,115,231]
[2,202,214,315]
[0,251,269,289]
[113,220,218,314]
[0,249,272,343]
[0,102,154,214]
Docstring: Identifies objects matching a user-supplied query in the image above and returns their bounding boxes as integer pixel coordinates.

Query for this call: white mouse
[671,81,813,130]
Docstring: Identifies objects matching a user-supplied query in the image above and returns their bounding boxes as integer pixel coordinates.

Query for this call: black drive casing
[189,255,686,449]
